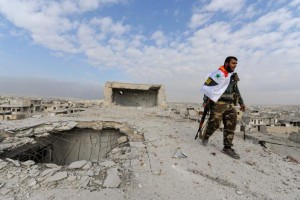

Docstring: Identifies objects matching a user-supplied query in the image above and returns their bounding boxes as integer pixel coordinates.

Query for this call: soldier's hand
[240,104,245,112]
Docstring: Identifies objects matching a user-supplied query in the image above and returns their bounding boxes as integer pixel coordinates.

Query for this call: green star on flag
[215,74,221,79]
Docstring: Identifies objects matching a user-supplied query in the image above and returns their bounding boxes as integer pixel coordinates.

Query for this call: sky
[0,0,300,104]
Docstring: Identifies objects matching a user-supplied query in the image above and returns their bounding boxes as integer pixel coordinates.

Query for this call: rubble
[68,160,87,169]
[103,168,121,188]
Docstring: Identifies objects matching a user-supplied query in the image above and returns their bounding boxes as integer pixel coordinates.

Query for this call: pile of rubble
[0,145,136,199]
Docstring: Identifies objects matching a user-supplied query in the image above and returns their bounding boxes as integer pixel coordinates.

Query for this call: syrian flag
[200,66,233,102]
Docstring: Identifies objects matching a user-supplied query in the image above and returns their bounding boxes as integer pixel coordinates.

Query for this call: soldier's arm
[235,85,245,111]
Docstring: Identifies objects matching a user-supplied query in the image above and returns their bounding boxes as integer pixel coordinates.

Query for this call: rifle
[195,100,210,140]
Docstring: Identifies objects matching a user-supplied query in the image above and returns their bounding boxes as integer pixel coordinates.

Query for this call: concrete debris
[22,160,35,167]
[45,163,59,168]
[103,168,121,188]
[78,176,90,188]
[0,182,5,189]
[236,190,243,195]
[284,156,299,164]
[68,160,87,169]
[117,136,128,144]
[41,167,61,177]
[27,178,37,187]
[35,132,50,137]
[44,172,68,183]
[6,158,20,167]
[31,184,40,190]
[67,176,77,182]
[55,121,78,131]
[7,172,14,179]
[86,169,94,177]
[82,162,92,170]
[92,179,102,185]
[1,188,12,196]
[0,162,8,170]
[174,150,188,158]
[99,160,116,168]
[32,115,43,118]
[29,169,40,177]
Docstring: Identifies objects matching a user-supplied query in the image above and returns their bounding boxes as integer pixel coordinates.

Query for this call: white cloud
[203,0,245,13]
[151,31,167,46]
[0,0,300,103]
[188,13,212,29]
[90,17,130,36]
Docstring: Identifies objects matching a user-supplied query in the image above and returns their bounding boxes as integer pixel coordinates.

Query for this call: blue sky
[0,0,300,104]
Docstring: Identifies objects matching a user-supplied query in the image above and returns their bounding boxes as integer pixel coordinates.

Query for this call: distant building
[0,98,41,120]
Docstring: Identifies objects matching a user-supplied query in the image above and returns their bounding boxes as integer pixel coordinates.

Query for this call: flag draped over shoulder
[200,66,233,102]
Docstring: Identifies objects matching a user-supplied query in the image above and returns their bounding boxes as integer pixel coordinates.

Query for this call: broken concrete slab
[6,158,20,167]
[78,176,90,188]
[82,162,92,170]
[45,163,59,168]
[41,167,62,177]
[99,160,116,168]
[27,178,37,187]
[55,121,78,131]
[103,168,121,188]
[29,169,40,177]
[68,160,87,169]
[67,176,77,182]
[117,136,128,144]
[44,172,68,183]
[0,162,8,170]
[22,160,35,167]
[85,169,94,177]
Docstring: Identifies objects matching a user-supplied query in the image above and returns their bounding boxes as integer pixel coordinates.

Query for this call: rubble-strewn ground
[0,106,299,200]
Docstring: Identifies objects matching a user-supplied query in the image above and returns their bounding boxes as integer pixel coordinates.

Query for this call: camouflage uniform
[202,73,244,147]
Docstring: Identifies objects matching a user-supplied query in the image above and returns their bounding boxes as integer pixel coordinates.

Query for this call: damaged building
[0,99,41,120]
[104,82,166,107]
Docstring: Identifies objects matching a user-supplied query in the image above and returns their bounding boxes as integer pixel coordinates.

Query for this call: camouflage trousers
[203,101,237,147]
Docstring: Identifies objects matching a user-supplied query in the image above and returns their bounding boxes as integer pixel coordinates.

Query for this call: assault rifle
[194,101,210,140]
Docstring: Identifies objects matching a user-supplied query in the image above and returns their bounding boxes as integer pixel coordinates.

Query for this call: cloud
[188,13,212,29]
[0,0,300,104]
[151,30,167,46]
[203,0,246,13]
[290,0,300,6]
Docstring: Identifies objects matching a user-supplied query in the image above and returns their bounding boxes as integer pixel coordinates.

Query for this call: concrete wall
[267,126,299,134]
[104,82,166,107]
[112,88,158,107]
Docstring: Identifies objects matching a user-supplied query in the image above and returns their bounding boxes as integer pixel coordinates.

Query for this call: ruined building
[104,82,166,107]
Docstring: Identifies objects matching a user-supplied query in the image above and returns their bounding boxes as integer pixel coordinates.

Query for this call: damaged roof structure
[104,82,166,107]
[0,83,299,200]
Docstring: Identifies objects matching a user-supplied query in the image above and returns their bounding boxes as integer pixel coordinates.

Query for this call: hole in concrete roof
[4,128,127,165]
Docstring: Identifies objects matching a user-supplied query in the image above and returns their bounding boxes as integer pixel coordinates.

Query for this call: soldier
[200,56,245,159]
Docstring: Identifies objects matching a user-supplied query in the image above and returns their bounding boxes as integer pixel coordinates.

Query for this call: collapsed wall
[104,82,166,107]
